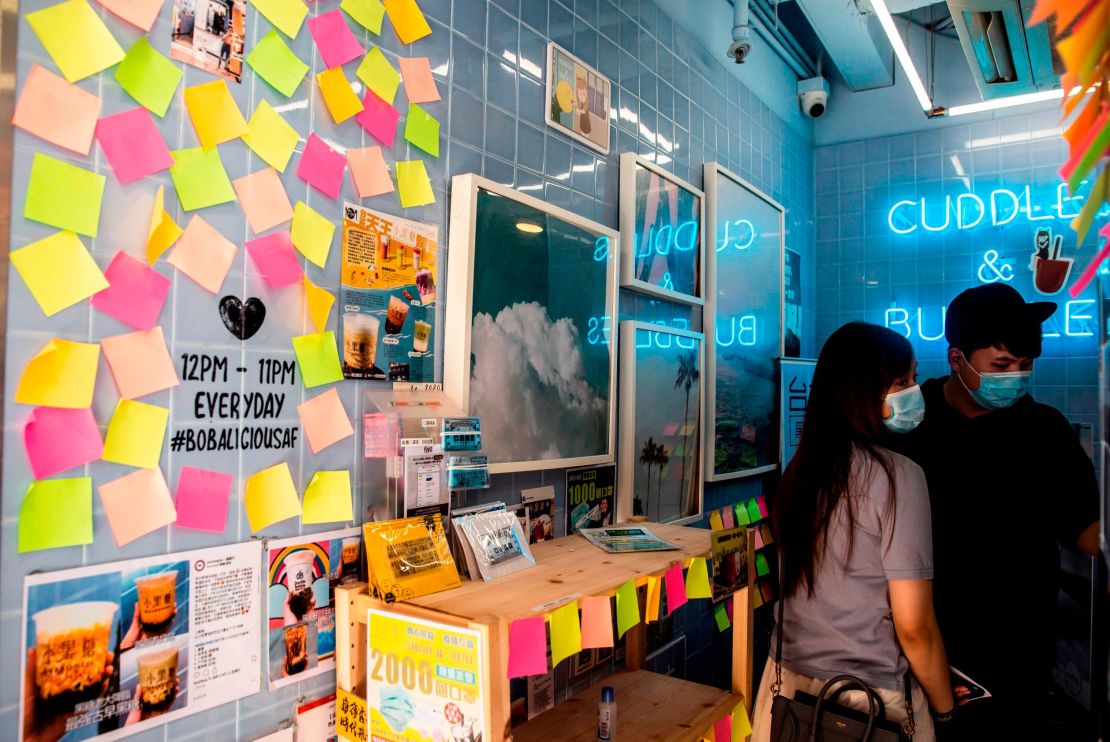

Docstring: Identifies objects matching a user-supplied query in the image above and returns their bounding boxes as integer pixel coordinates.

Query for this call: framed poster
[565,464,615,535]
[779,358,816,468]
[784,247,802,358]
[545,42,611,154]
[703,163,784,481]
[617,321,704,525]
[619,153,705,305]
[445,173,619,474]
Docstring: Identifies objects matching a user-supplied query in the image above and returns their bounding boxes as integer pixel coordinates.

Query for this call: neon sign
[884,299,1095,341]
[716,219,756,251]
[635,221,698,256]
[593,236,611,261]
[586,316,758,347]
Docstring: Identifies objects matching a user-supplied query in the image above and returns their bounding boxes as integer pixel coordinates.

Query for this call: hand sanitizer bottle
[597,686,616,741]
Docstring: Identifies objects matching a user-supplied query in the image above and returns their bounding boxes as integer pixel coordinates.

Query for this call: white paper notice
[295,693,337,741]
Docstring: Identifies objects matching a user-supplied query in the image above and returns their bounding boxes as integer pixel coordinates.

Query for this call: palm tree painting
[674,349,699,514]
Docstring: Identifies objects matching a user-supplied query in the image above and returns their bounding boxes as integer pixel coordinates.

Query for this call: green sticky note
[356,47,401,104]
[26,0,125,83]
[549,601,582,668]
[169,147,236,211]
[19,477,94,552]
[714,603,731,632]
[251,0,308,37]
[25,153,105,237]
[115,38,183,117]
[685,556,713,599]
[247,30,309,98]
[755,552,770,578]
[734,502,750,526]
[292,331,344,387]
[615,579,640,638]
[746,498,762,523]
[342,0,385,33]
[291,201,336,268]
[404,104,440,157]
[395,160,435,208]
[243,100,300,173]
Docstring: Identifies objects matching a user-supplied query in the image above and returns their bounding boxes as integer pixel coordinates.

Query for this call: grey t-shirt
[778,448,933,690]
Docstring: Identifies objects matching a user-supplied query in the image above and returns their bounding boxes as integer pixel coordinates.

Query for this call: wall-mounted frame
[445,174,620,474]
[619,153,705,305]
[617,320,704,526]
[703,163,784,481]
[545,41,612,155]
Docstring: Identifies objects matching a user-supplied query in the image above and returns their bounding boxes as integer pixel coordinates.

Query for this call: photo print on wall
[545,42,611,155]
[170,0,246,83]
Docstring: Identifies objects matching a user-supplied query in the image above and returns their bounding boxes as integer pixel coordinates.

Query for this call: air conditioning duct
[948,0,1062,98]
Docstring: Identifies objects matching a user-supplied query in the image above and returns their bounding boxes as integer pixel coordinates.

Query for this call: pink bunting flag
[1069,222,1110,298]
[507,616,548,678]
[714,713,732,742]
[663,563,687,615]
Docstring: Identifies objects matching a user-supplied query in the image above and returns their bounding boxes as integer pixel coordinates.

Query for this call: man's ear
[947,346,961,375]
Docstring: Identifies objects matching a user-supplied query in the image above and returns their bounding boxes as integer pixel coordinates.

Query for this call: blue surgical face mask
[958,353,1031,410]
[883,385,925,433]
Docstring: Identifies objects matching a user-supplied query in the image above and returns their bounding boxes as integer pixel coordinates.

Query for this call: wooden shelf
[512,669,741,742]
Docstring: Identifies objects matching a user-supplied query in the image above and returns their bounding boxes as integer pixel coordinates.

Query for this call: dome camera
[797,76,830,119]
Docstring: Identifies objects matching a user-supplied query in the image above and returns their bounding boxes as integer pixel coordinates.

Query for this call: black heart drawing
[219,296,266,341]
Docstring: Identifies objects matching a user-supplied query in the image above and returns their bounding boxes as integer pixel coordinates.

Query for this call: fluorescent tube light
[945,88,1066,116]
[870,0,933,111]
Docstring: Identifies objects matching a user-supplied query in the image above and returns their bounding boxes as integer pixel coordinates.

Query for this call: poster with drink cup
[266,528,361,690]
[340,203,438,383]
[20,541,262,742]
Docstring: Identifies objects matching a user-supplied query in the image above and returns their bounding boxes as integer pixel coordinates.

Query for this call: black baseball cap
[944,284,1056,359]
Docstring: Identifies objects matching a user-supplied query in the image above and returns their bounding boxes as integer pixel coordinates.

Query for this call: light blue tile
[520,0,547,34]
[550,0,575,49]
[518,24,547,81]
[453,0,488,46]
[518,74,545,125]
[518,122,546,173]
[487,53,518,114]
[485,105,517,162]
[449,88,484,148]
[451,33,485,97]
[488,5,519,61]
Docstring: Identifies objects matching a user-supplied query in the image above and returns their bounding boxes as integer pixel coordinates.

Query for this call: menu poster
[340,203,438,383]
[710,526,749,602]
[20,541,262,742]
[295,693,338,742]
[366,609,487,742]
[564,464,615,535]
[267,528,362,690]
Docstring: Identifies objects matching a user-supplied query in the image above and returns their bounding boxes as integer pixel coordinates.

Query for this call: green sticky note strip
[734,502,750,526]
[243,100,300,173]
[714,603,731,632]
[292,331,344,387]
[26,0,125,83]
[342,0,385,33]
[25,153,105,237]
[251,0,309,37]
[247,30,309,98]
[115,38,183,117]
[1070,165,1108,244]
[169,147,236,212]
[615,579,640,638]
[19,477,94,552]
[404,103,440,157]
[356,47,401,104]
[549,601,582,668]
[396,160,435,208]
[746,498,762,523]
[685,556,713,599]
[755,552,770,577]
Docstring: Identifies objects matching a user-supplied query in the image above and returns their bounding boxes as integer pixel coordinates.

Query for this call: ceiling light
[516,222,543,234]
[945,88,1066,117]
[870,0,933,111]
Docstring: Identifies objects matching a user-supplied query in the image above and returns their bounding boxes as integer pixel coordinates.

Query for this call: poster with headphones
[545,42,611,155]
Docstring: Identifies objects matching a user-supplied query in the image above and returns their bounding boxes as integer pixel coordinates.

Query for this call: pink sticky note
[98,467,177,546]
[714,714,732,742]
[95,106,173,184]
[1069,222,1110,298]
[246,230,304,288]
[348,145,395,198]
[756,495,768,518]
[24,407,103,479]
[399,56,440,103]
[355,90,400,147]
[100,326,180,399]
[754,528,765,550]
[580,595,615,649]
[725,597,734,624]
[174,466,233,532]
[167,215,237,294]
[298,387,355,453]
[14,64,102,155]
[721,505,735,529]
[664,563,688,615]
[507,616,548,678]
[91,251,171,330]
[233,168,294,233]
[307,9,365,69]
[296,133,347,200]
[96,0,164,31]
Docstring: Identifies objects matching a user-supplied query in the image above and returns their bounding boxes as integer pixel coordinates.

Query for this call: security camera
[797,76,829,119]
[728,38,752,64]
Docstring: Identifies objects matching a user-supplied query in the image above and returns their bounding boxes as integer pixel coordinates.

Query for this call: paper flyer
[267,528,362,690]
[20,541,262,742]
[710,527,749,602]
[340,203,438,382]
[578,525,680,553]
[295,693,338,742]
[564,464,615,535]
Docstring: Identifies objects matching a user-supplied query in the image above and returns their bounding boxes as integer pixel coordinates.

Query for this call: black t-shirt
[886,376,1099,695]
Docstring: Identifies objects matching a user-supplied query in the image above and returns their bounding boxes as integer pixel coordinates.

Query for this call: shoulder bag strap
[901,670,916,738]
[771,564,784,696]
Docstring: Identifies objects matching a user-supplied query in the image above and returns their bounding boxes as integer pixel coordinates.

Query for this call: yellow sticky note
[302,470,354,524]
[243,100,300,173]
[292,331,344,387]
[342,0,385,33]
[708,509,724,531]
[98,468,177,546]
[170,147,237,211]
[19,477,94,552]
[317,67,364,124]
[233,168,294,234]
[147,185,183,263]
[100,326,180,399]
[12,231,108,316]
[16,339,100,408]
[25,153,105,237]
[251,0,308,38]
[26,0,125,82]
[291,201,336,268]
[732,702,752,741]
[102,399,169,468]
[298,387,353,453]
[549,601,582,668]
[245,461,302,532]
[645,575,662,622]
[685,556,713,599]
[384,0,432,44]
[356,47,401,104]
[304,275,335,334]
[184,80,248,148]
[615,579,640,638]
[396,160,435,207]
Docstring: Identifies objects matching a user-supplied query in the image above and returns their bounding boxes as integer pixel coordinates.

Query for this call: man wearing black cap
[889,283,1100,738]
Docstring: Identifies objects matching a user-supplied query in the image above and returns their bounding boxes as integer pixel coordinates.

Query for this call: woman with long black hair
[751,322,954,741]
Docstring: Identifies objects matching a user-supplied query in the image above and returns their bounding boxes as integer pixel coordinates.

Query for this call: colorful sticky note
[174,466,233,532]
[11,231,108,317]
[645,575,662,622]
[115,38,182,117]
[356,89,401,147]
[95,107,173,184]
[24,408,103,480]
[243,101,300,173]
[404,104,440,157]
[292,331,344,387]
[357,47,401,104]
[297,134,347,200]
[304,275,335,333]
[722,505,735,529]
[233,168,294,233]
[26,0,125,83]
[708,509,724,531]
[100,326,180,399]
[348,146,395,198]
[732,703,752,740]
[342,0,385,33]
[753,528,765,550]
[19,478,93,552]
[251,0,308,38]
[396,160,435,207]
[580,595,614,649]
[507,616,548,678]
[317,68,364,124]
[92,251,171,330]
[686,556,712,599]
[615,579,640,638]
[755,552,770,577]
[308,9,365,69]
[95,0,163,31]
[663,563,688,615]
[247,30,309,98]
[147,185,183,264]
[291,201,336,267]
[298,387,354,453]
[13,65,102,154]
[399,56,440,103]
[548,601,582,668]
[745,498,761,523]
[16,339,100,409]
[169,147,236,211]
[384,0,432,44]
[25,153,105,237]
[302,470,354,524]
[714,714,732,742]
[102,399,169,468]
[756,496,769,518]
[1068,224,1110,298]
[183,80,248,148]
[735,502,750,526]
[714,603,731,632]
[246,230,304,288]
[167,216,238,293]
[245,461,301,532]
[98,468,177,547]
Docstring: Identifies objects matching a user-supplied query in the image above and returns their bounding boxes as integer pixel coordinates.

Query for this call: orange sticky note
[645,575,662,622]
[95,0,163,31]
[304,275,335,333]
[98,467,177,547]
[399,57,440,103]
[348,146,395,198]
[298,387,355,453]
[147,185,183,264]
[13,65,102,155]
[183,80,248,148]
[317,67,364,124]
[100,326,180,399]
[233,168,294,233]
[384,0,432,44]
[16,339,99,409]
[167,215,238,293]
[580,595,614,649]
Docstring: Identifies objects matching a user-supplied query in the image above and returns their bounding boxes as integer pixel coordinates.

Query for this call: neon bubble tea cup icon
[31,601,119,707]
[1033,256,1073,296]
